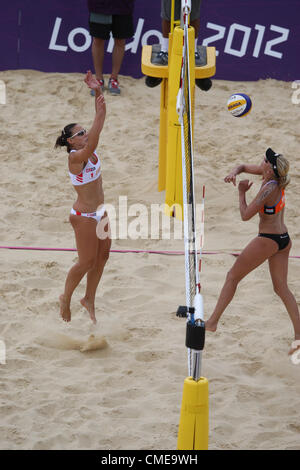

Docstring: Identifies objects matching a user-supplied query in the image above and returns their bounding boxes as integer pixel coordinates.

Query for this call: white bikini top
[69,150,101,186]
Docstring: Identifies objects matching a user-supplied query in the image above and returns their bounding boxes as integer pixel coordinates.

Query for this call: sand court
[0,70,300,449]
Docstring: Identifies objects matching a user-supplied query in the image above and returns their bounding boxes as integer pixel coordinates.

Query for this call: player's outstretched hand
[84,70,101,93]
[224,171,238,186]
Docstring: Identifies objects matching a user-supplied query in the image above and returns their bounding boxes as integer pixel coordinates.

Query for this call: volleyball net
[176,0,205,380]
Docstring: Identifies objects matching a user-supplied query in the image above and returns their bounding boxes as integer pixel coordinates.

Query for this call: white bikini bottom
[70,205,105,223]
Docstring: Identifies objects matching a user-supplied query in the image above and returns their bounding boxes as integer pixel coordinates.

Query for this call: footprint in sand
[37,333,108,353]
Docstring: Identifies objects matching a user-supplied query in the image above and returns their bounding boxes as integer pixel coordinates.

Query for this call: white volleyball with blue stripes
[227,93,252,117]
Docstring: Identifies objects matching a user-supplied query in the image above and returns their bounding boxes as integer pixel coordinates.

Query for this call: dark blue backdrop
[0,0,299,80]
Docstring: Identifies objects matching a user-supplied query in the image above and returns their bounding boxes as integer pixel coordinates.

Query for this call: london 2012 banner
[0,0,299,81]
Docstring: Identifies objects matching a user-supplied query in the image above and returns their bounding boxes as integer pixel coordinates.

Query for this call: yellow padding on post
[177,377,209,450]
[141,30,216,220]
[164,26,195,219]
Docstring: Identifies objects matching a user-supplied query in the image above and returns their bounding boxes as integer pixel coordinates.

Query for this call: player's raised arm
[238,178,279,221]
[224,162,263,186]
[69,75,106,164]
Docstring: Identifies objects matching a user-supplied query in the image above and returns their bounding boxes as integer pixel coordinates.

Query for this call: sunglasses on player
[70,129,86,139]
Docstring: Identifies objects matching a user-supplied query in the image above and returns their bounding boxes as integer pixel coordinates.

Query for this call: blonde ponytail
[276,155,290,189]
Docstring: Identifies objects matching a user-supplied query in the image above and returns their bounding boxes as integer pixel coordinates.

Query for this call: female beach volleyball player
[205,148,300,355]
[55,71,111,324]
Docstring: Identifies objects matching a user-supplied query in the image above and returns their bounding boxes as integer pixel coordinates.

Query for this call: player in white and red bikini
[55,71,111,324]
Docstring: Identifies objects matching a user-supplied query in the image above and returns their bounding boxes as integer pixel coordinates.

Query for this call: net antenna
[176,0,204,381]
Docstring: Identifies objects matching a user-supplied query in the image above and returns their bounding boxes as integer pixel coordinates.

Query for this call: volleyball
[227,93,252,117]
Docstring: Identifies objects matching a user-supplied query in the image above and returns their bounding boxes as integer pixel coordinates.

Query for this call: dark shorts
[89,14,134,40]
[161,0,201,21]
[258,232,290,251]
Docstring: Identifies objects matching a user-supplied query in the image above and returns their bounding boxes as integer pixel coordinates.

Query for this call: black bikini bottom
[258,232,290,251]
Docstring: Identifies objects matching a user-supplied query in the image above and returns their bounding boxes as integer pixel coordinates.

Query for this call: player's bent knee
[273,283,288,297]
[81,258,95,272]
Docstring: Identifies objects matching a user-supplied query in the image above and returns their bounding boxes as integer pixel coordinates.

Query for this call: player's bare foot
[288,335,300,356]
[205,319,218,332]
[59,295,71,322]
[80,297,97,324]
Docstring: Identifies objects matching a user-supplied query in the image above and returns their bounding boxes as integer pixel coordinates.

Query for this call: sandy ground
[0,69,299,450]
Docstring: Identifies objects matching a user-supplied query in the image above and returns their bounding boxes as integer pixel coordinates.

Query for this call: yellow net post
[141,2,215,219]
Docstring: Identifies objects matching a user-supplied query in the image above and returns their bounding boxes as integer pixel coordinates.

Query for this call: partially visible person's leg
[190,0,201,29]
[205,237,278,332]
[89,21,110,84]
[108,15,134,94]
[191,18,200,37]
[91,37,105,82]
[268,241,300,349]
[162,19,171,38]
[111,38,126,79]
[155,0,173,63]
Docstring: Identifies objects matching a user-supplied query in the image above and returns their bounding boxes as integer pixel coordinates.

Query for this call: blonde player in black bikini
[55,71,110,324]
[205,148,300,356]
